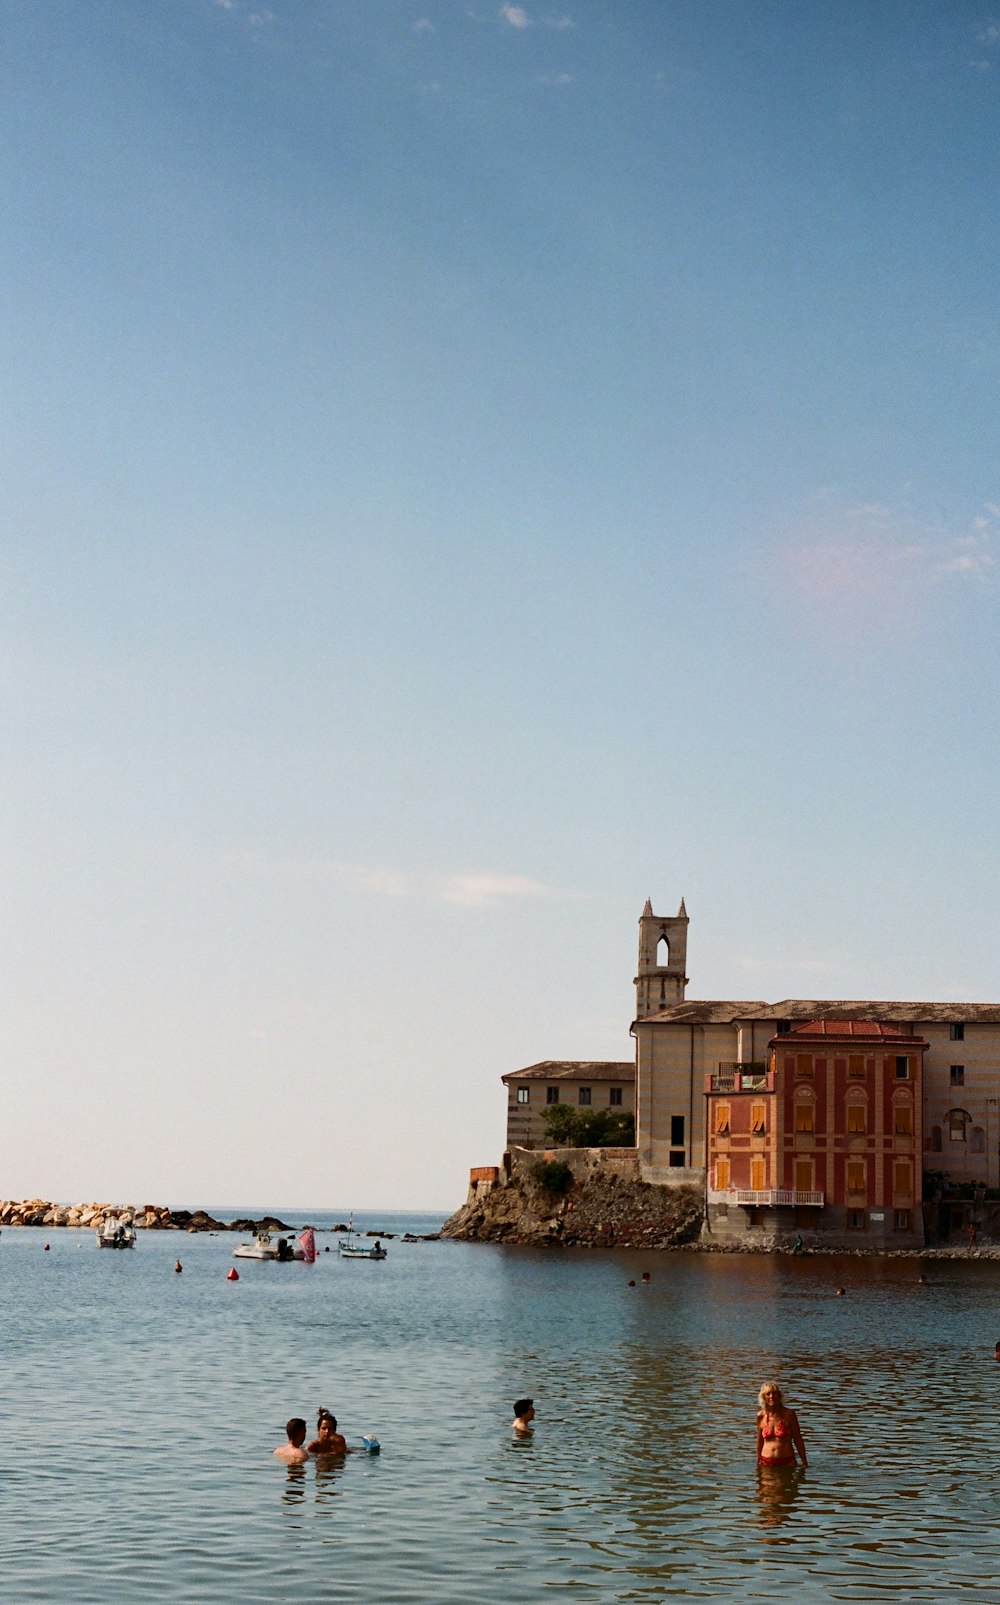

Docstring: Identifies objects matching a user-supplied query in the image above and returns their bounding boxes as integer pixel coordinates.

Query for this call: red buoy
[227,1267,239,1280]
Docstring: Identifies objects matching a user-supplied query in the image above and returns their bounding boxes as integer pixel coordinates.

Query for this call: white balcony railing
[728,1188,824,1208]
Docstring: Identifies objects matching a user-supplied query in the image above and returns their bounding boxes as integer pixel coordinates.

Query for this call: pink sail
[298,1228,317,1263]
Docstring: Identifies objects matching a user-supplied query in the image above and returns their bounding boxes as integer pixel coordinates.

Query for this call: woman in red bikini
[756,1381,807,1469]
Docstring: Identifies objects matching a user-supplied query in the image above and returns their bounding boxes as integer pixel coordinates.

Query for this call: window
[894,1161,911,1197]
[609,1087,623,1107]
[794,1159,813,1192]
[751,1157,766,1190]
[796,1054,813,1078]
[847,1104,866,1133]
[750,1102,766,1134]
[516,1087,529,1105]
[794,1102,814,1133]
[950,1022,965,1041]
[777,1020,791,1034]
[668,1151,685,1168]
[715,1103,731,1135]
[894,1105,912,1136]
[971,1126,986,1155]
[894,1210,911,1231]
[578,1087,591,1107]
[546,1086,560,1105]
[848,1054,865,1079]
[948,1109,969,1142]
[930,1125,942,1152]
[950,1065,965,1086]
[670,1115,685,1146]
[895,1056,910,1080]
[847,1209,867,1230]
[715,1157,731,1191]
[847,1160,866,1192]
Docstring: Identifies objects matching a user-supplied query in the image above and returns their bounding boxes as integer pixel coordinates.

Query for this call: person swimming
[307,1408,348,1455]
[274,1418,309,1465]
[756,1382,807,1469]
[512,1398,535,1436]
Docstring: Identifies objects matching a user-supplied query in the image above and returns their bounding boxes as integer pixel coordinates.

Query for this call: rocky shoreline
[0,1200,296,1231]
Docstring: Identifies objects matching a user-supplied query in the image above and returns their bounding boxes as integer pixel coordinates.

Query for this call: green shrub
[532,1159,573,1194]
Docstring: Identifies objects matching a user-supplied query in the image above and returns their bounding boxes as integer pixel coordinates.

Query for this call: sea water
[2,1213,999,1602]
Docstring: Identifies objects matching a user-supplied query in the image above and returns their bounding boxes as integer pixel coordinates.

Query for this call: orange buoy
[227,1267,239,1280]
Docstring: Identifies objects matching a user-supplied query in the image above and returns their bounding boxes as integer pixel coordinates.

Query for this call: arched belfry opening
[636,897,689,1018]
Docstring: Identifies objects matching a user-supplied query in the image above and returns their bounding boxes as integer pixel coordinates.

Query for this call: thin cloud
[438,872,554,907]
[413,18,434,31]
[773,498,997,636]
[500,5,531,28]
[229,853,570,909]
[536,72,573,84]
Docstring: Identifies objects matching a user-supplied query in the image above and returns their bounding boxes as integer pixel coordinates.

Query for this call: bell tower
[635,897,689,1018]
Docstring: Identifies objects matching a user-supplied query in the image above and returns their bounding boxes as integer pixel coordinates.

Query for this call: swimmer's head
[513,1398,534,1420]
[317,1410,338,1431]
[758,1382,783,1411]
[286,1418,307,1446]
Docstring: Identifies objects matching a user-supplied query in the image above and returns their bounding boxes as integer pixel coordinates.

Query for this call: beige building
[633,899,1000,1202]
[502,1061,634,1150]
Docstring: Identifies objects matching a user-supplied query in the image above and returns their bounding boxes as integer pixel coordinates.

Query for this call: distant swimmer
[835,1287,845,1296]
[917,1273,927,1284]
[994,1341,1000,1362]
[641,1272,651,1285]
[307,1409,348,1456]
[627,1279,636,1288]
[512,1398,535,1437]
[274,1418,309,1465]
[174,1260,182,1273]
[757,1382,807,1469]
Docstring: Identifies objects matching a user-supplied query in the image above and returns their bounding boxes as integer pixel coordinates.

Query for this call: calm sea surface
[3,1210,1000,1602]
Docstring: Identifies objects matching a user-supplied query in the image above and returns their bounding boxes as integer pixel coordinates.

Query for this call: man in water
[274,1418,309,1464]
[512,1398,535,1436]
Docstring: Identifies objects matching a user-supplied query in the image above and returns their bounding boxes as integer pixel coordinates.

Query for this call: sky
[1,0,998,1211]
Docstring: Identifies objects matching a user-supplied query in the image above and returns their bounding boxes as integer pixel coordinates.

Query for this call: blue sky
[1,1,998,1209]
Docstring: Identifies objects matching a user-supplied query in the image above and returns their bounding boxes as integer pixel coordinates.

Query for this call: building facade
[705,1019,925,1247]
[502,1061,635,1151]
[633,898,1000,1228]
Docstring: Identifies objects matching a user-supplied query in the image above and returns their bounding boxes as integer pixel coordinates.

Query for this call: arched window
[946,1108,971,1143]
[892,1090,913,1136]
[794,1087,815,1133]
[970,1125,986,1155]
[656,935,670,967]
[845,1090,867,1134]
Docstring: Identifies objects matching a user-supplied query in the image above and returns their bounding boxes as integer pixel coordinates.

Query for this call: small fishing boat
[232,1231,304,1262]
[338,1229,387,1261]
[96,1215,136,1249]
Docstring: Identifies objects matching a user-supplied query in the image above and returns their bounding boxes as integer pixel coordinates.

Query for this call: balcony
[728,1188,824,1208]
[710,1063,771,1093]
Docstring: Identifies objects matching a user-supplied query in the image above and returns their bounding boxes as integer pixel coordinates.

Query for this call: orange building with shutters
[705,1019,926,1248]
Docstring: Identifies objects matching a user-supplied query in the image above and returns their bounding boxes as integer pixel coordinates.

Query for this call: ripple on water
[2,1232,1000,1600]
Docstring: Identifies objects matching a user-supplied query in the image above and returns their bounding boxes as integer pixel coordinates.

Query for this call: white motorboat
[96,1215,136,1249]
[338,1231,387,1261]
[232,1231,304,1262]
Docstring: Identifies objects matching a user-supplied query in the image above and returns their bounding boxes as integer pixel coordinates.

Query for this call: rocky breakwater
[0,1200,238,1231]
[442,1148,704,1249]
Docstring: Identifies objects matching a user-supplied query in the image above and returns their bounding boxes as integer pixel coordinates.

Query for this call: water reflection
[279,1462,307,1507]
[755,1464,805,1535]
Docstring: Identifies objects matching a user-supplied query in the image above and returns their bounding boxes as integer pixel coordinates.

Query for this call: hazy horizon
[3,1,998,1209]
